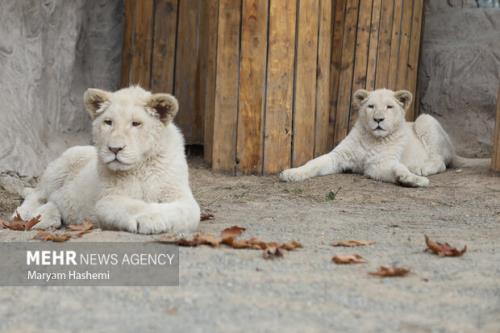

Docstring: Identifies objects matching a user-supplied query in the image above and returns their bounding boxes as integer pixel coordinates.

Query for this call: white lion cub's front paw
[397,174,429,187]
[279,168,308,182]
[130,209,173,234]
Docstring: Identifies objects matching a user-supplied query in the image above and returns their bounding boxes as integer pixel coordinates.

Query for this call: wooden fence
[121,0,425,175]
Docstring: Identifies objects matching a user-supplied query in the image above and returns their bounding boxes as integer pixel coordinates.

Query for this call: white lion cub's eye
[132,121,142,127]
[387,105,393,109]
[104,119,112,126]
[368,104,374,109]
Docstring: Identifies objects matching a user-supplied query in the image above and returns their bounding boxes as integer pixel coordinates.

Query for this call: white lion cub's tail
[451,155,491,168]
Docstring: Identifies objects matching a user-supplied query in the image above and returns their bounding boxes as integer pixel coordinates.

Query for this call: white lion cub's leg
[280,152,347,182]
[31,202,62,229]
[96,195,200,234]
[13,190,45,221]
[367,162,429,187]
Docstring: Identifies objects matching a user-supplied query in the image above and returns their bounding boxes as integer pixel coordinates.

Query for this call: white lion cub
[280,88,488,187]
[14,86,200,234]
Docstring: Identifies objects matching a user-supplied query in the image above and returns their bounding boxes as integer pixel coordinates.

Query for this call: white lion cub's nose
[108,146,124,155]
[373,117,384,123]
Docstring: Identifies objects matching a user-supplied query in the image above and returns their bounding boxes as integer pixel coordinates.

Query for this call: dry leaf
[332,254,367,264]
[67,220,94,237]
[220,225,246,240]
[174,234,220,247]
[369,266,410,278]
[33,231,72,243]
[2,213,41,231]
[424,235,467,257]
[165,308,177,315]
[263,247,284,259]
[332,240,375,247]
[280,240,303,251]
[200,212,215,221]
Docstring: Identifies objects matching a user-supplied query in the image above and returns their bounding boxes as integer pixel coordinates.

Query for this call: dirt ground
[0,157,499,332]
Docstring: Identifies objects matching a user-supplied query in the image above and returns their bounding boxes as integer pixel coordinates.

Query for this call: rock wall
[418,0,500,157]
[0,0,123,176]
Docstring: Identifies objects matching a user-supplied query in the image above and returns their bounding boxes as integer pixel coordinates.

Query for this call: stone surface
[418,1,500,157]
[0,0,123,176]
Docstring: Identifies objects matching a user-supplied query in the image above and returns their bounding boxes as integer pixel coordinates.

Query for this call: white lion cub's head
[353,88,412,138]
[84,86,178,172]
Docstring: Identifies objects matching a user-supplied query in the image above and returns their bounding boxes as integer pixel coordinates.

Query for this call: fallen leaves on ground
[33,231,72,242]
[369,266,410,278]
[66,220,94,238]
[32,220,95,243]
[200,212,215,221]
[220,225,246,240]
[332,254,367,264]
[424,235,467,257]
[332,240,376,247]
[159,225,302,258]
[2,212,41,231]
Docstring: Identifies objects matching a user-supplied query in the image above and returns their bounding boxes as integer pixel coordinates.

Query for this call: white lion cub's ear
[352,89,370,108]
[394,90,413,110]
[84,88,111,119]
[147,93,179,124]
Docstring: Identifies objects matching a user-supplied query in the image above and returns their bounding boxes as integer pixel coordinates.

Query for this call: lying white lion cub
[280,88,488,187]
[14,86,200,233]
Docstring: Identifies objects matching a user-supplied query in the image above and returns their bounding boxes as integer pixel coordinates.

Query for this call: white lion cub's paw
[31,203,62,229]
[397,174,429,188]
[279,168,308,182]
[130,209,173,234]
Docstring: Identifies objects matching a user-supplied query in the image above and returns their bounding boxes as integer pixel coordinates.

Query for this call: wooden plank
[120,0,134,87]
[492,85,500,172]
[328,0,347,149]
[387,0,403,89]
[122,0,155,88]
[406,0,424,120]
[333,0,359,146]
[349,0,373,130]
[263,0,297,174]
[150,0,178,94]
[395,0,413,91]
[366,0,382,90]
[212,0,242,172]
[374,0,394,88]
[292,0,320,167]
[174,0,203,144]
[201,0,219,164]
[314,0,333,157]
[236,0,269,174]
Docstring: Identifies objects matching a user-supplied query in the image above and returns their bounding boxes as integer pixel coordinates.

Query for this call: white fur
[14,86,200,234]
[280,88,469,187]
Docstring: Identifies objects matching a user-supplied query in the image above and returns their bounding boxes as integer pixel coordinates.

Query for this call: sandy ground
[0,157,499,332]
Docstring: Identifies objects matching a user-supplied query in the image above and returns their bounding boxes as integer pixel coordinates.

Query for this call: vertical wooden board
[328,0,346,149]
[349,0,373,130]
[263,0,297,174]
[492,85,500,172]
[174,0,202,144]
[314,0,333,157]
[387,0,403,89]
[406,0,424,120]
[122,0,155,88]
[150,0,178,94]
[395,0,413,91]
[293,0,320,167]
[120,0,134,87]
[236,0,268,174]
[201,0,219,164]
[212,0,241,172]
[366,0,381,90]
[374,0,394,89]
[333,0,359,146]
